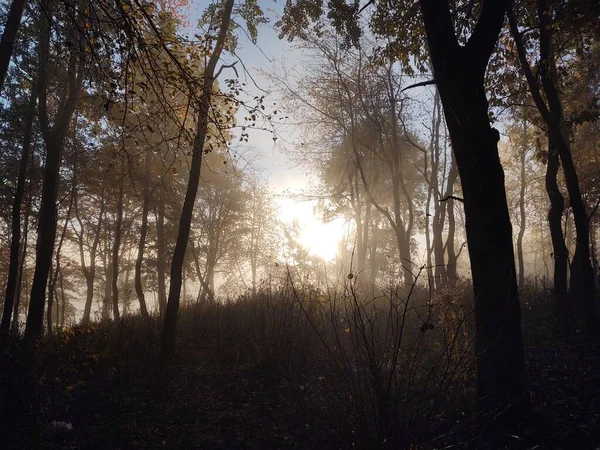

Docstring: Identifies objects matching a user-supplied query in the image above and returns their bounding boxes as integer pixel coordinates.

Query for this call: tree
[0,0,28,93]
[1,83,36,334]
[508,0,598,330]
[417,0,528,420]
[279,0,529,422]
[162,0,236,353]
[25,0,86,338]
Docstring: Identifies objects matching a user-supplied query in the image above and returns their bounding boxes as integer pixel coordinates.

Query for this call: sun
[298,218,346,262]
[277,199,346,262]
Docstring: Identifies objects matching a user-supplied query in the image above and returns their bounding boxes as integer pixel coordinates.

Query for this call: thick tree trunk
[26,136,63,338]
[1,86,36,334]
[24,6,83,338]
[162,0,234,353]
[420,0,528,422]
[0,0,27,92]
[546,141,572,334]
[134,151,150,317]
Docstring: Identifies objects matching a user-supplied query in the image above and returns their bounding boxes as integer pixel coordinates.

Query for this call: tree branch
[440,195,464,203]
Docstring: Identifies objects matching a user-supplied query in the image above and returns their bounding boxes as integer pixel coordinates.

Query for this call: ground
[1,298,600,449]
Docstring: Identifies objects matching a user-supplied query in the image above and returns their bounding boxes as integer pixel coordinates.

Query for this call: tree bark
[419,0,528,422]
[134,150,151,317]
[0,0,27,93]
[162,0,235,353]
[1,85,36,334]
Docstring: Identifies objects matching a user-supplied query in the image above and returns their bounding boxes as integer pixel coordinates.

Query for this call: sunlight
[298,218,346,262]
[277,198,346,262]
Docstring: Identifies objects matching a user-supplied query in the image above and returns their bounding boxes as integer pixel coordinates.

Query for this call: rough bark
[162,0,235,353]
[420,0,528,422]
[1,85,36,334]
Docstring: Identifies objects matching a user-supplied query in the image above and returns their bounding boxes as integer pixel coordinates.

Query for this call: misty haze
[1,0,600,449]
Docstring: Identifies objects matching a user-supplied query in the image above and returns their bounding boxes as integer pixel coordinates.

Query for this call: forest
[0,0,599,448]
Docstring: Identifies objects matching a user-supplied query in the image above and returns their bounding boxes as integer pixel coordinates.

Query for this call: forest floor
[1,298,600,450]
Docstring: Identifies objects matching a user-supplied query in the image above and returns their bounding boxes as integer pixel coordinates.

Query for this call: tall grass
[177,269,477,445]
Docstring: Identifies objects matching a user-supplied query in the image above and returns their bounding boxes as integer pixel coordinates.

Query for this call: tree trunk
[445,156,459,286]
[546,140,572,334]
[112,173,124,322]
[25,6,84,338]
[78,190,105,326]
[420,0,528,422]
[537,0,595,327]
[162,0,235,353]
[134,151,150,317]
[12,187,32,333]
[509,0,596,329]
[47,264,54,335]
[0,0,27,92]
[430,91,447,289]
[156,183,167,316]
[60,270,65,327]
[25,138,63,338]
[1,85,36,334]
[103,259,112,321]
[47,159,76,334]
[517,119,527,289]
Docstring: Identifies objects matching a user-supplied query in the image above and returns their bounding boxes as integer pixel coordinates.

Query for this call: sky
[187,0,348,260]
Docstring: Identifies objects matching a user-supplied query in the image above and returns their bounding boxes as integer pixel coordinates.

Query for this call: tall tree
[279,0,529,421]
[1,85,36,334]
[0,0,27,93]
[508,0,597,329]
[418,0,528,419]
[25,0,85,338]
[162,0,235,352]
